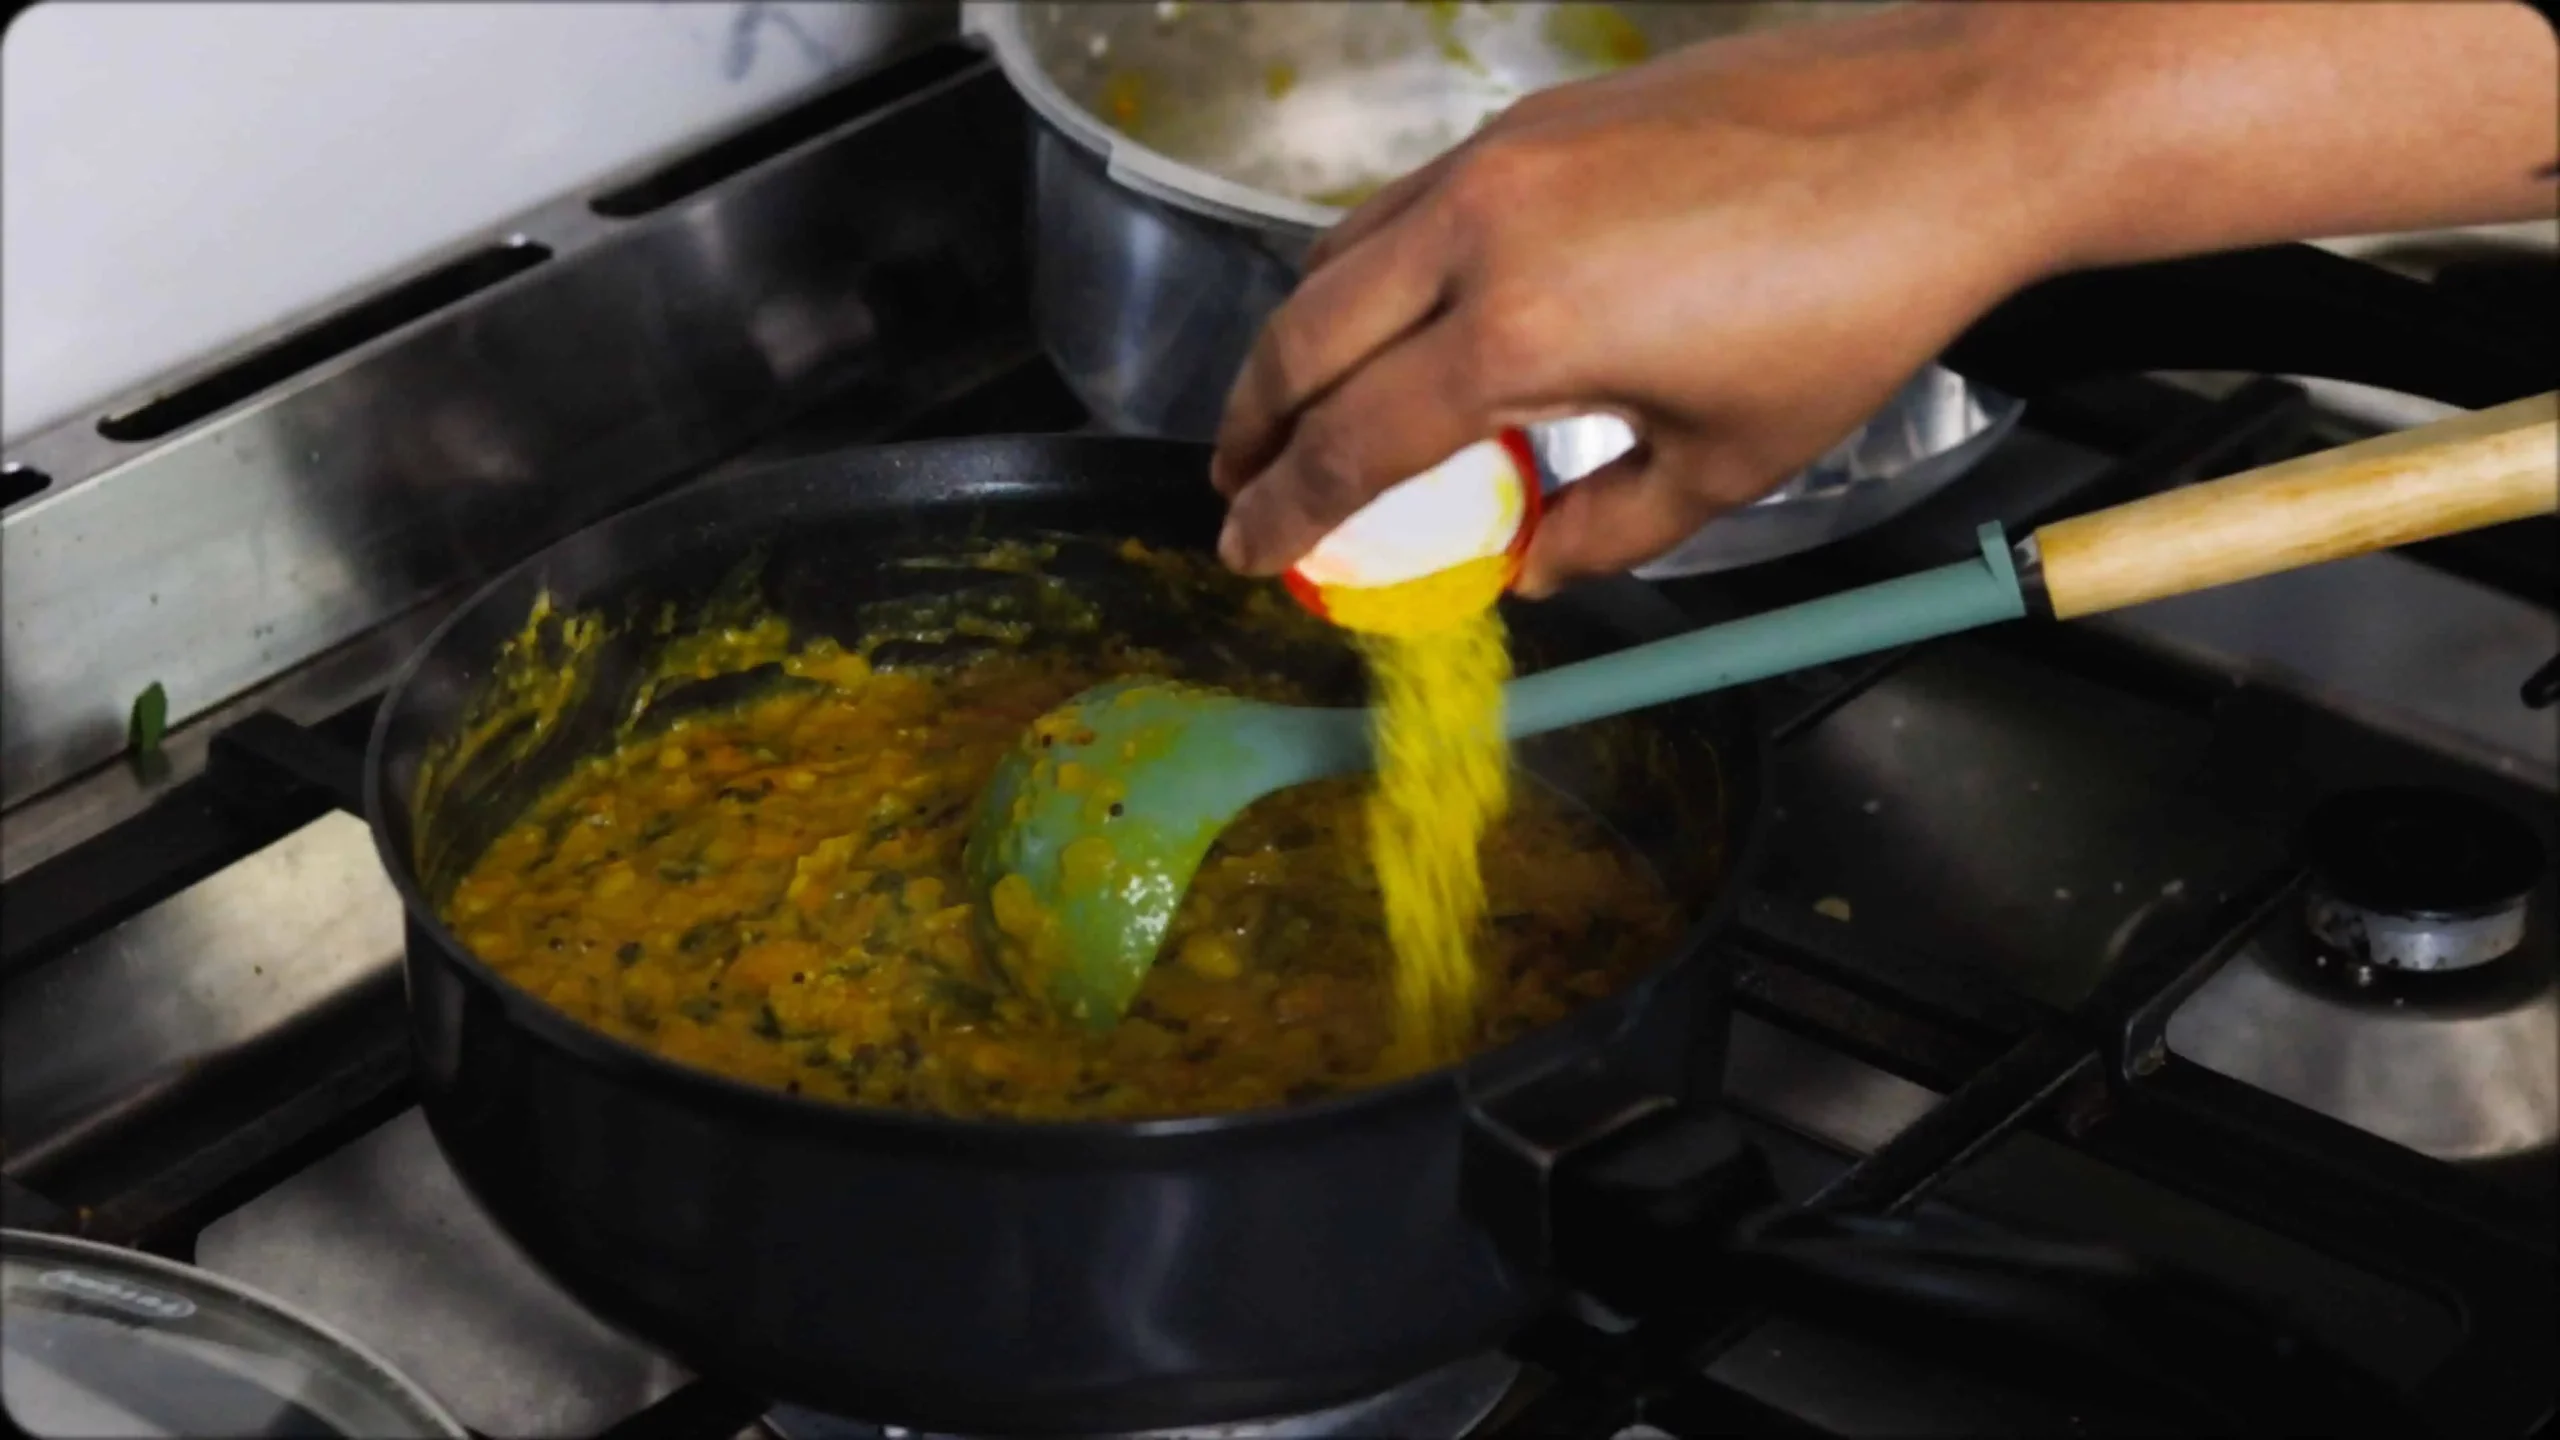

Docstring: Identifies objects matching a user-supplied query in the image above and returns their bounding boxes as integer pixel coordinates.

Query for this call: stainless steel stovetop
[4,42,2553,1440]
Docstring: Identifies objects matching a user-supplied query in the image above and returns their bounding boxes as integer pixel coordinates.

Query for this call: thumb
[1513,443,1734,598]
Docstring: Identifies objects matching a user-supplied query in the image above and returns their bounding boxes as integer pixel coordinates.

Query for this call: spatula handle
[1503,525,2028,740]
[2027,391,2557,620]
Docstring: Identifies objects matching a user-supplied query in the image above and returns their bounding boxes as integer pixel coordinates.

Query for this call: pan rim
[365,433,1770,1152]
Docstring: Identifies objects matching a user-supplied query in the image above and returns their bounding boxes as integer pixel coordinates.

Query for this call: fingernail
[1510,557,1561,600]
[1217,514,1249,570]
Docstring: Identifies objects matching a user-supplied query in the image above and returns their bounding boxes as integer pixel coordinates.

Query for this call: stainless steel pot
[967,0,2021,574]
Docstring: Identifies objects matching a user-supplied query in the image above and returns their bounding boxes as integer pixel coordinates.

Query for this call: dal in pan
[433,538,1677,1121]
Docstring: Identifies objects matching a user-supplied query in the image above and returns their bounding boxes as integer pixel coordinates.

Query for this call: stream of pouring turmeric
[1318,554,1517,1064]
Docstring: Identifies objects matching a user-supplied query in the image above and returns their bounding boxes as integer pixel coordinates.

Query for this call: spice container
[1283,429,1543,637]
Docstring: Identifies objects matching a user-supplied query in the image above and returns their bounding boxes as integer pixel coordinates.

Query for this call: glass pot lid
[2,1229,465,1439]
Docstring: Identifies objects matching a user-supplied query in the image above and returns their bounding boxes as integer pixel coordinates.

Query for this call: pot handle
[1460,1057,1694,1277]
[1513,1103,2429,1437]
[208,712,368,817]
[1944,242,2555,408]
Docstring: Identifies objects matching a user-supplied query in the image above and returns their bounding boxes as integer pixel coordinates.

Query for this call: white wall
[1,1,953,445]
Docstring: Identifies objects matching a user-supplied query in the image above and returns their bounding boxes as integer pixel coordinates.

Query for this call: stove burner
[2300,786,2547,976]
[762,1352,1521,1440]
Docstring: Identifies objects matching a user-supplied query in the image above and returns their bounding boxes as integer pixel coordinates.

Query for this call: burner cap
[2302,787,2546,919]
[2300,787,2546,974]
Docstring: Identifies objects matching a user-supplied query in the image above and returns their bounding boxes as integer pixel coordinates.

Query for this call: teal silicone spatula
[964,392,2558,1025]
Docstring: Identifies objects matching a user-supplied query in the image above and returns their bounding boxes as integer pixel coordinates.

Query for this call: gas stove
[3,43,2554,1440]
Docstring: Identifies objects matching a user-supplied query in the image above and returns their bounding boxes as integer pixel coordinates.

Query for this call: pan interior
[385,478,1735,1119]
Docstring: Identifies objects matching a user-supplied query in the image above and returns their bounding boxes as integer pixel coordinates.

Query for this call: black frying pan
[364,435,2416,1435]
[366,435,1764,1431]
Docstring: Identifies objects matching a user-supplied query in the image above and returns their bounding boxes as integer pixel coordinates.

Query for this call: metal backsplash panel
[1,50,1028,806]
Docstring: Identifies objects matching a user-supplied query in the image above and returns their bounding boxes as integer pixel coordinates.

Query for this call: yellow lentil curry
[436,540,1677,1121]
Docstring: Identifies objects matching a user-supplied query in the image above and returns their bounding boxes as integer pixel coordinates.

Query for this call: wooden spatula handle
[2029,391,2557,620]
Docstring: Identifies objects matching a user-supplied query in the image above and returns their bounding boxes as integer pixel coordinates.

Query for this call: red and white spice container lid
[1282,429,1543,635]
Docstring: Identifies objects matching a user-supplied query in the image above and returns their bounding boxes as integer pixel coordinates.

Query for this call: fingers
[1216,321,1488,575]
[1209,208,1450,498]
[1513,442,1755,597]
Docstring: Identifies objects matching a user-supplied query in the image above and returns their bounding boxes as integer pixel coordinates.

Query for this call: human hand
[1209,5,2059,595]
[1209,2,2557,595]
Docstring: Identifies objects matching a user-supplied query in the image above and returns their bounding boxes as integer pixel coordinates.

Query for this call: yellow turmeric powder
[1307,552,1517,1063]
[1357,613,1511,1062]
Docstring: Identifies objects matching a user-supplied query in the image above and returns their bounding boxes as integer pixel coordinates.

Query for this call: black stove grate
[12,576,2546,1436]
